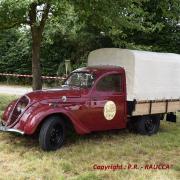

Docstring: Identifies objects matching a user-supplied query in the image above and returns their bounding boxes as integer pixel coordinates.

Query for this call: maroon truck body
[0,66,175,150]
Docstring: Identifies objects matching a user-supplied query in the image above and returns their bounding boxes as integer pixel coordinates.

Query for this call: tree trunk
[31,30,42,90]
[29,2,50,90]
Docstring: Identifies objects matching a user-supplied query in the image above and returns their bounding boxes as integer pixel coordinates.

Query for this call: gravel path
[0,85,32,95]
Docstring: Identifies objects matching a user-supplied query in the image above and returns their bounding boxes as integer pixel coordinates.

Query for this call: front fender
[2,99,17,122]
[18,102,90,135]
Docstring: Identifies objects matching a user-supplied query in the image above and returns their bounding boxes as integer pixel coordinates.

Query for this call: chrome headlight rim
[16,95,30,114]
[17,102,27,113]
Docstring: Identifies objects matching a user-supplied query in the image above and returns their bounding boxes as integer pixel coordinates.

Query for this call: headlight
[16,96,30,114]
[17,102,27,113]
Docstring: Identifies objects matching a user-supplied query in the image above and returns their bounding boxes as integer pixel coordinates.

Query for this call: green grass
[0,94,179,180]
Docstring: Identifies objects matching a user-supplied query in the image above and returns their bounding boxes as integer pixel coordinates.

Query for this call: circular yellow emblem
[104,101,116,120]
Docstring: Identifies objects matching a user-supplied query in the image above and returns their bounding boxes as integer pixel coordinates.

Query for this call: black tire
[135,116,160,135]
[39,116,66,151]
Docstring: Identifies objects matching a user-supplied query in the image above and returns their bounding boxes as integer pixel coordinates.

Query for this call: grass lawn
[0,94,179,180]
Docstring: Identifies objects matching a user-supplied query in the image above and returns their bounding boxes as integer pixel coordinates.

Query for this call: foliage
[0,0,30,29]
[0,0,179,78]
[124,0,180,52]
[0,29,31,74]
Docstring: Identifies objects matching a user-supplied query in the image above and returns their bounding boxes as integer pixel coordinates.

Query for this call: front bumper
[0,121,24,135]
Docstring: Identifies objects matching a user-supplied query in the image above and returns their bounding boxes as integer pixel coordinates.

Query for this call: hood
[25,86,81,101]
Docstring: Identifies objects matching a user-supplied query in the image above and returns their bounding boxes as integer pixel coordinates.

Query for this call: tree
[124,0,180,52]
[0,0,165,90]
[29,2,51,90]
[0,0,51,90]
[0,29,31,74]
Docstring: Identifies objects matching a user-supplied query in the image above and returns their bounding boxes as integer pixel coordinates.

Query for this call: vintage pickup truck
[0,48,179,151]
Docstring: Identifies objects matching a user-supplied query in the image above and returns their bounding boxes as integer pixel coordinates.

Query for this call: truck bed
[88,48,180,101]
[128,99,180,116]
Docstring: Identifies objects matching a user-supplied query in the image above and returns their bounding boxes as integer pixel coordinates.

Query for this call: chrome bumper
[0,121,24,135]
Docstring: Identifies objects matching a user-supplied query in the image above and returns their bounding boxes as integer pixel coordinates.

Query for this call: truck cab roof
[73,66,125,76]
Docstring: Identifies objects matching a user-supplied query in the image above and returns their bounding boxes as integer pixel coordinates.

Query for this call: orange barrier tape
[0,73,66,80]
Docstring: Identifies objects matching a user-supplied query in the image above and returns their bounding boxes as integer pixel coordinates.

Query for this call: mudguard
[21,102,90,135]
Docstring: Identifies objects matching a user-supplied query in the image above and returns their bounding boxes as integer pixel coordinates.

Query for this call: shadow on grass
[66,128,128,143]
[1,121,176,151]
[0,128,129,151]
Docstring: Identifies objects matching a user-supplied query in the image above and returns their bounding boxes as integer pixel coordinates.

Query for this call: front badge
[62,96,67,102]
[104,101,116,120]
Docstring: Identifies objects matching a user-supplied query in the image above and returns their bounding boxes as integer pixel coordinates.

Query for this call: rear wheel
[39,116,66,151]
[135,116,160,135]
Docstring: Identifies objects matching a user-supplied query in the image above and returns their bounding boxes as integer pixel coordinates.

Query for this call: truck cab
[1,66,127,151]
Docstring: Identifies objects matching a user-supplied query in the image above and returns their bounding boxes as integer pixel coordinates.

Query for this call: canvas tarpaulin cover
[88,48,180,101]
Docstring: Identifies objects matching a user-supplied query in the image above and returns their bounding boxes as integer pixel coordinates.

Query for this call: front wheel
[135,116,160,135]
[39,116,66,151]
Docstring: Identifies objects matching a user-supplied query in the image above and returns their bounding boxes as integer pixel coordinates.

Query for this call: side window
[96,74,122,93]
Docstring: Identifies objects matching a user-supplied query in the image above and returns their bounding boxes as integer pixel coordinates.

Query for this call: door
[85,73,126,131]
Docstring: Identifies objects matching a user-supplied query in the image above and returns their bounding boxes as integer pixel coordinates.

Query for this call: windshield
[63,72,95,88]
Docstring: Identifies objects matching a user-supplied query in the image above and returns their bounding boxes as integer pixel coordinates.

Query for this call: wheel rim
[49,124,63,148]
[145,118,155,133]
